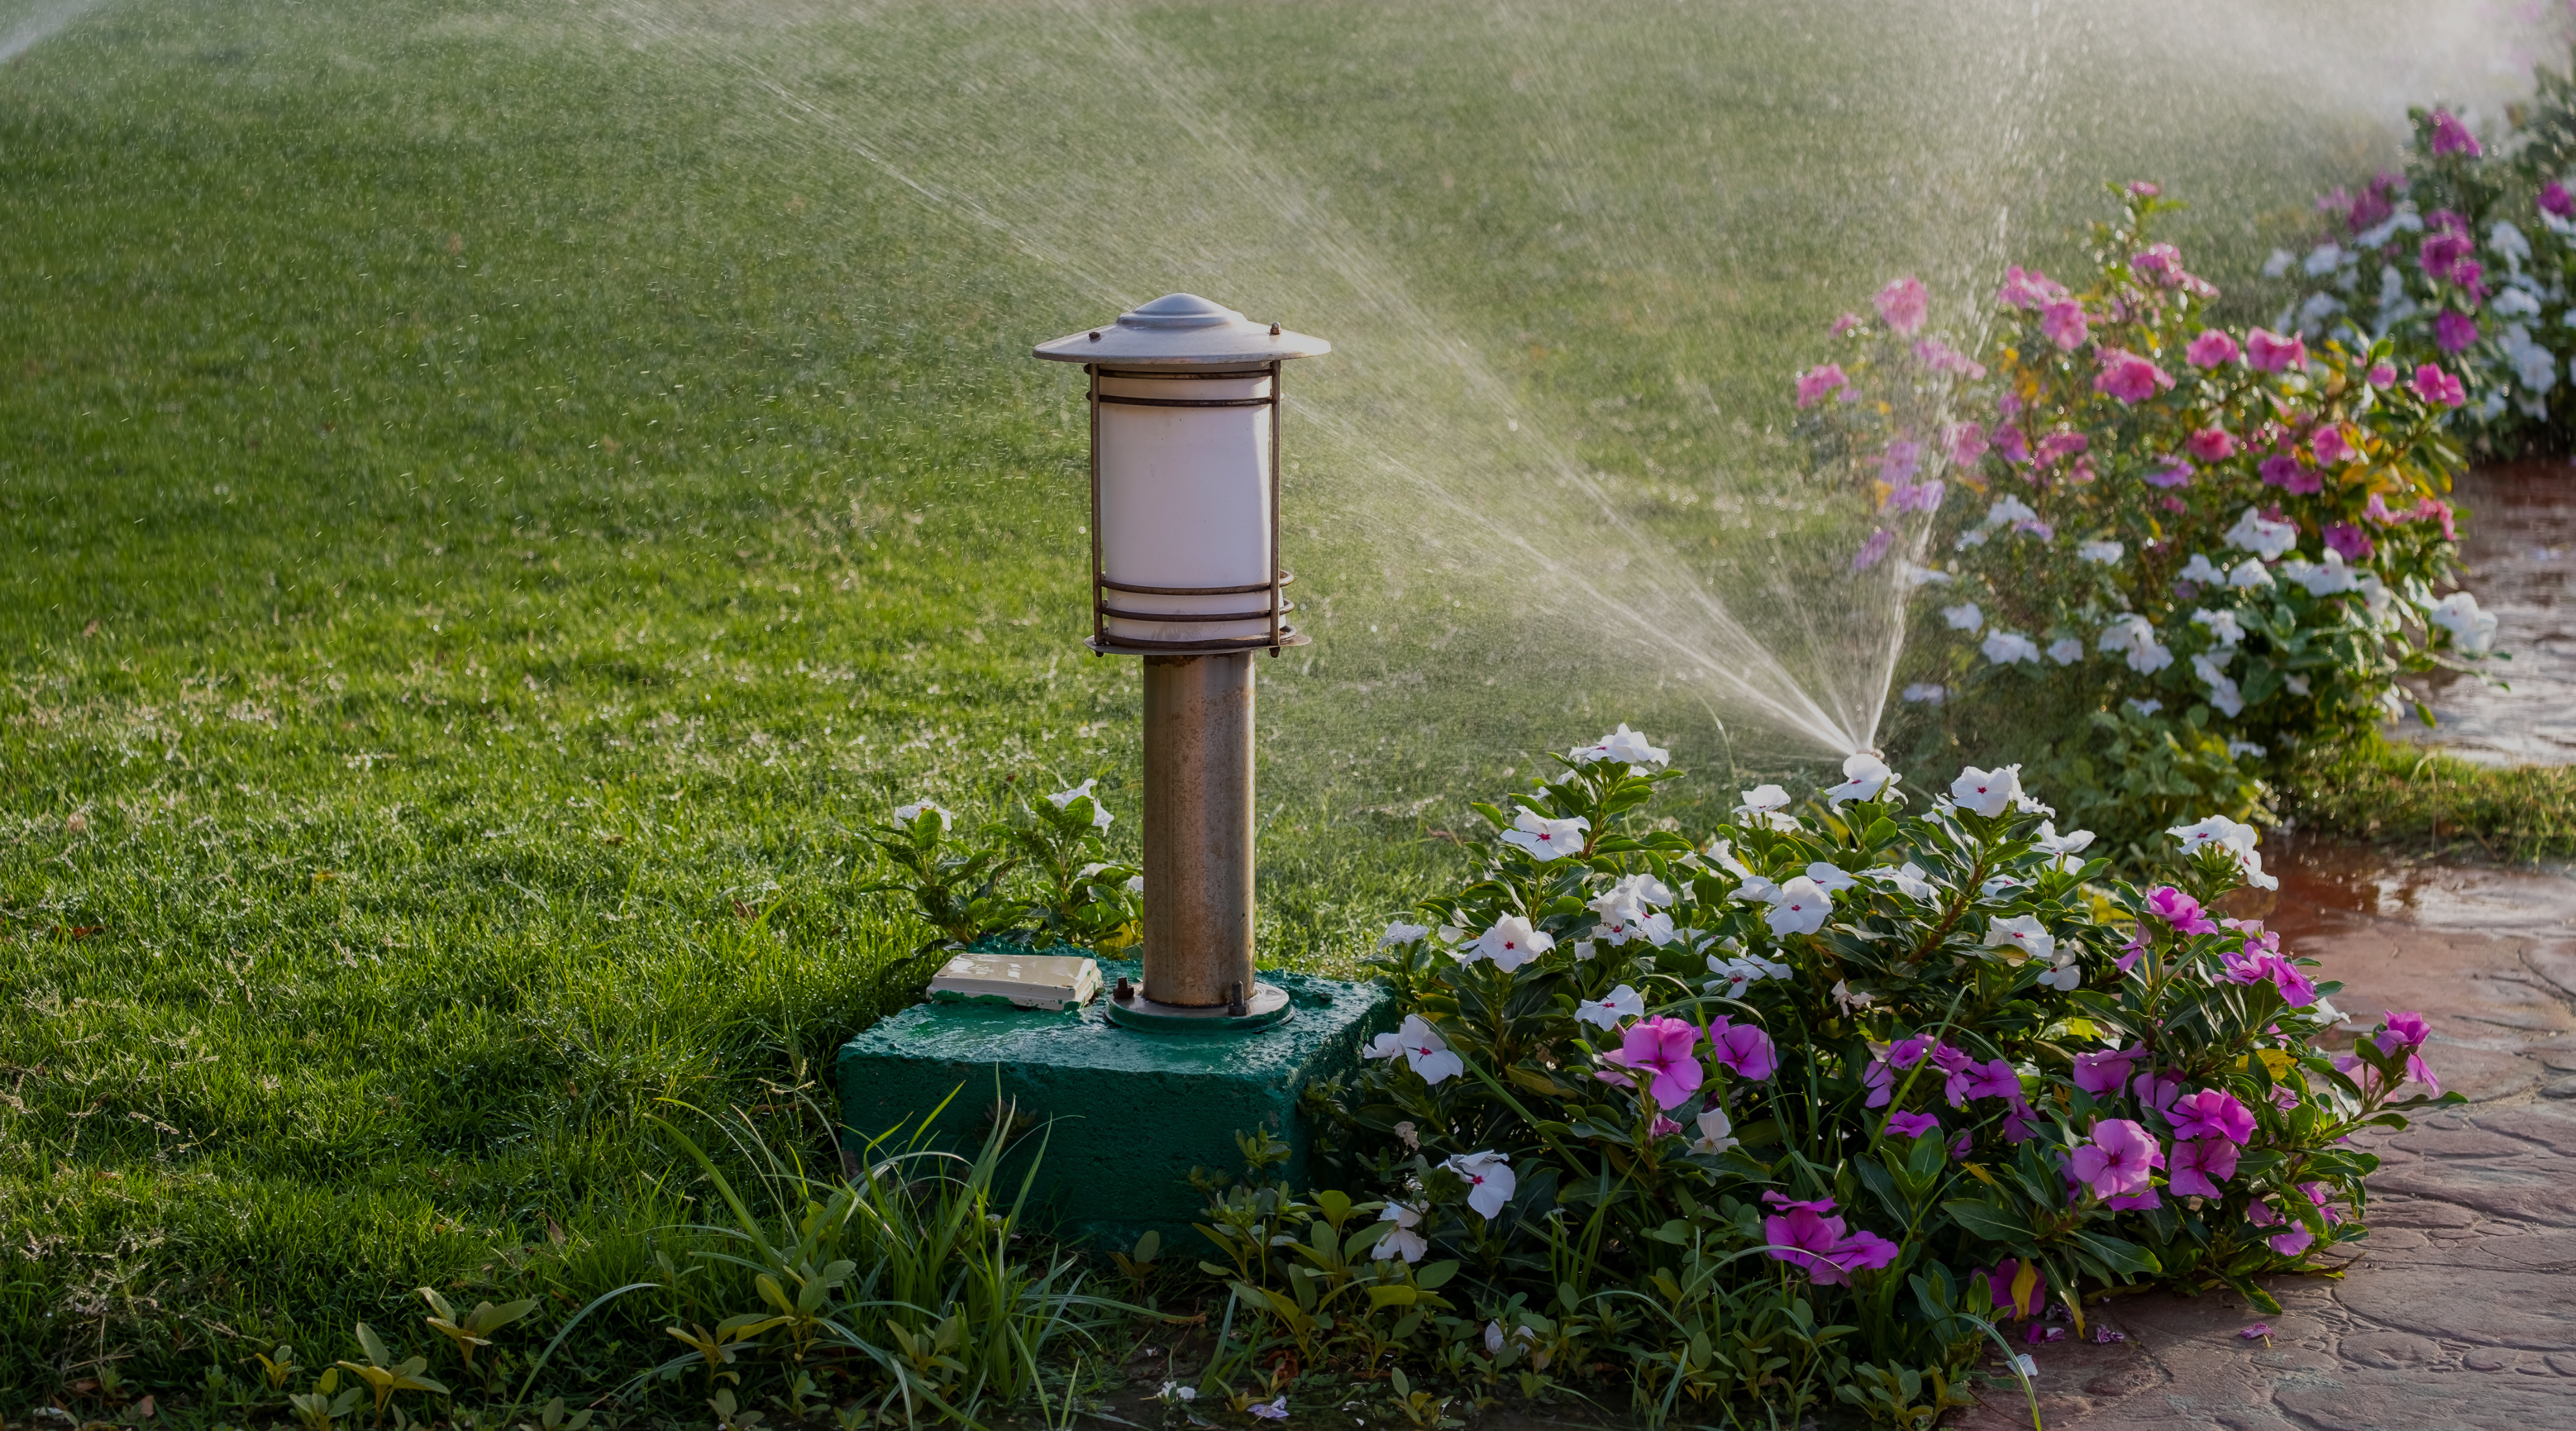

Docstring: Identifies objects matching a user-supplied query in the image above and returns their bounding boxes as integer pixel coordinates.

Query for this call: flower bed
[1205,729,2450,1428]
[1794,187,2493,848]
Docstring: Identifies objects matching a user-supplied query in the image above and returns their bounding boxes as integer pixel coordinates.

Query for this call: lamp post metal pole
[1140,652,1257,1008]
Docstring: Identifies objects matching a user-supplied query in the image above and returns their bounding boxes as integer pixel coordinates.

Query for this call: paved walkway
[1959,844,2576,1430]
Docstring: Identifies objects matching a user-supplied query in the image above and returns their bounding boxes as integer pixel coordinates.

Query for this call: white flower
[1803,861,1857,892]
[1948,764,2022,818]
[1373,1203,1428,1263]
[2191,608,2246,647]
[1443,1151,1516,1220]
[1955,528,1990,551]
[1571,939,1596,961]
[1831,979,1875,1013]
[1863,861,1937,900]
[1901,682,1946,705]
[1690,1108,1739,1155]
[1469,915,1555,972]
[1729,874,1781,905]
[1823,751,1896,807]
[1159,1384,1198,1403]
[1249,1397,1288,1421]
[1569,723,1670,768]
[1985,496,2038,528]
[2192,652,2246,717]
[2124,697,2163,716]
[2262,248,2295,278]
[1395,1120,1419,1150]
[2225,506,2299,561]
[1124,874,1144,894]
[1602,872,1673,908]
[1736,784,1791,814]
[2013,1353,2039,1379]
[2494,284,2544,319]
[2076,539,2125,564]
[1898,560,1953,590]
[1700,838,1753,878]
[2281,550,2355,595]
[1045,778,1114,830]
[1576,984,1647,1029]
[2426,591,2499,654]
[2097,613,2173,674]
[1983,630,2041,665]
[2490,218,2533,266]
[2032,822,2094,858]
[2227,740,2268,759]
[2046,637,2084,665]
[1499,809,1590,861]
[1765,876,1832,937]
[2036,952,2082,991]
[1385,1014,1466,1084]
[2302,241,2344,276]
[1979,873,2025,898]
[1984,913,2056,963]
[1705,951,1792,998]
[2228,559,2274,591]
[2177,553,2229,585]
[1379,921,1432,949]
[892,799,951,830]
[1942,602,1985,633]
[2166,814,2279,891]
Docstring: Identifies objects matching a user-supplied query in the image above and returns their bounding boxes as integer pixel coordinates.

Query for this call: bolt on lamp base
[1104,981,1293,1032]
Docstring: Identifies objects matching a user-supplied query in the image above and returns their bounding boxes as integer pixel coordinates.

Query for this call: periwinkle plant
[1311,727,2452,1426]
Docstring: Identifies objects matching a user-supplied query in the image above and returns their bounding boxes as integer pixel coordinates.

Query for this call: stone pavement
[1957,845,2576,1430]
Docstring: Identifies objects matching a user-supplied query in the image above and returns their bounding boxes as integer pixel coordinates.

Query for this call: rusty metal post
[1140,652,1257,1006]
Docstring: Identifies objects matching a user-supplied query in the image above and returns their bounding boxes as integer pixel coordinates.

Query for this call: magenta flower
[2413,497,2457,539]
[2428,109,2482,157]
[2073,1046,2145,1097]
[2264,956,2318,1008]
[1829,312,1865,337]
[1705,1015,1778,1082]
[2167,1088,2256,1145]
[2311,425,2357,466]
[2132,243,2182,284]
[2376,1011,2430,1054]
[1649,1114,1682,1140]
[2257,454,2320,494]
[1996,265,2068,310]
[2409,364,2466,408]
[2067,1119,2162,1199]
[1817,1229,1900,1284]
[2245,328,2306,373]
[1914,338,1985,377]
[2367,361,2398,388]
[1945,1058,2021,1108]
[2130,1069,2182,1110]
[2127,180,2162,197]
[2093,349,2175,403]
[1762,1193,1847,1278]
[2040,300,2090,351]
[2434,310,2480,354]
[2542,181,2575,220]
[1609,1016,1705,1110]
[1885,1110,1941,1140]
[1947,421,1989,464]
[2300,1181,2345,1225]
[2323,522,2374,562]
[1875,276,1930,335]
[2246,1200,2314,1256]
[1795,363,1850,408]
[2036,431,2088,463]
[1881,439,1924,484]
[2167,1137,2241,1197]
[2184,426,2238,462]
[2145,885,2218,936]
[2185,330,2240,368]
[1851,528,1896,572]
[1979,1259,2045,1318]
[2421,228,2476,282]
[2145,457,2193,488]
[2000,1098,2041,1145]
[1993,425,2031,464]
[1929,1042,1973,1075]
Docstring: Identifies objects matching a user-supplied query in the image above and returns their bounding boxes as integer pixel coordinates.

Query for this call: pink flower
[1980,1258,2046,1318]
[2093,349,2176,403]
[2185,330,2241,368]
[1996,265,2069,310]
[2324,522,2374,562]
[1650,1114,1682,1139]
[1947,421,1989,464]
[1945,1058,2021,1108]
[1830,312,1865,337]
[2167,1088,2256,1145]
[2413,497,2457,540]
[2421,228,2476,282]
[1914,338,1985,378]
[2145,457,2194,488]
[2409,364,2466,408]
[2067,1119,2163,1199]
[2238,1320,2275,1340]
[1610,1016,1706,1110]
[2245,328,2306,374]
[2147,885,2220,935]
[2167,1137,2240,1197]
[2311,425,2357,466]
[2428,109,2482,158]
[2434,310,2480,354]
[2130,1069,2182,1110]
[2000,1097,2041,1144]
[1886,1110,1942,1140]
[1762,1192,1847,1278]
[1705,1015,1778,1083]
[1795,363,1851,408]
[2367,361,2398,388]
[1818,1229,1900,1284]
[2184,426,2239,462]
[2374,1011,2430,1054]
[2259,455,2321,494]
[1876,276,1930,335]
[2040,300,2090,351]
[2300,1181,2345,1225]
[1884,479,1944,514]
[1992,425,2031,464]
[1851,528,1896,572]
[1881,439,1924,484]
[2132,242,2184,285]
[2542,181,2575,220]
[2073,1046,2144,1097]
[2036,431,2088,463]
[2247,1200,2314,1257]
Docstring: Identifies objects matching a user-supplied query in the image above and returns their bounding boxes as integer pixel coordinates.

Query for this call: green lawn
[0,0,2474,1408]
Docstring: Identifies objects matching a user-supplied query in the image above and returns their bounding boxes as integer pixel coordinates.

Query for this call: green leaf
[2067,1229,2160,1277]
[1414,1260,1461,1292]
[1941,1197,2033,1242]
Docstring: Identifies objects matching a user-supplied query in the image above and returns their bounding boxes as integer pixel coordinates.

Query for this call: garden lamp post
[1034,293,1329,1030]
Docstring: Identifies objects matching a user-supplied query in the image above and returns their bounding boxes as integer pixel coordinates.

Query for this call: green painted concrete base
[835,957,1395,1254]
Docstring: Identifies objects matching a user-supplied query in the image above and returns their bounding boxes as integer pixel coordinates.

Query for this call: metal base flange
[1104,981,1293,1032]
